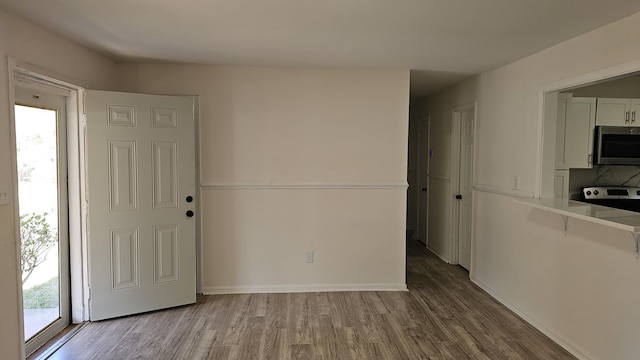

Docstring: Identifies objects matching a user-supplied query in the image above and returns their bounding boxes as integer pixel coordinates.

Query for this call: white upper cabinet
[556,95,596,169]
[596,98,640,126]
[632,100,640,123]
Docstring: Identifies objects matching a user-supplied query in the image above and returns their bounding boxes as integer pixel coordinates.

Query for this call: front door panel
[86,91,196,321]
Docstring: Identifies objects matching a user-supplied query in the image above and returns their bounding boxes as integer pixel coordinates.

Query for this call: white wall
[420,10,640,360]
[118,65,410,293]
[0,9,118,359]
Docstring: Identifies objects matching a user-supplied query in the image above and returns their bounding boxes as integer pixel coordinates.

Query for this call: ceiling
[2,0,640,98]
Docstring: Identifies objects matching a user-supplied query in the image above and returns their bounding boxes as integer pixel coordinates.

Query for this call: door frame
[450,102,477,268]
[9,58,89,357]
[9,59,202,351]
[14,85,71,355]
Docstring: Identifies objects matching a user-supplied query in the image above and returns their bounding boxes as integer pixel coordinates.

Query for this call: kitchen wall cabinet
[595,97,640,126]
[556,95,596,169]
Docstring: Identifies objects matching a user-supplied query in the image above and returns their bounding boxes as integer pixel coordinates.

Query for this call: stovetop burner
[580,186,640,212]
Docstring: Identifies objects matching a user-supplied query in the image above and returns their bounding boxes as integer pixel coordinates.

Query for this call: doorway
[14,85,70,355]
[416,117,430,245]
[10,63,199,357]
[452,103,476,270]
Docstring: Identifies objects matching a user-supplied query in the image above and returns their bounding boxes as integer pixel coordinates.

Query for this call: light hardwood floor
[42,240,575,359]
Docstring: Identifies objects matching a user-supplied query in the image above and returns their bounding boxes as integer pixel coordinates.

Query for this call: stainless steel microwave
[596,126,640,165]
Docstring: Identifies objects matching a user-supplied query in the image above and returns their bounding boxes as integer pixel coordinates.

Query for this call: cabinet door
[630,99,640,126]
[559,97,596,169]
[596,98,630,126]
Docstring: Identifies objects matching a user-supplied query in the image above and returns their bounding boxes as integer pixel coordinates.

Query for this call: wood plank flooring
[43,241,575,359]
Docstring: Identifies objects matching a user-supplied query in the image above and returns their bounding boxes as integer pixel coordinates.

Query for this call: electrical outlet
[513,176,520,190]
[305,251,314,263]
[0,184,9,206]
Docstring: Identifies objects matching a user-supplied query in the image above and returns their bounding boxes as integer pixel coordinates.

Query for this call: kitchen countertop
[515,198,640,233]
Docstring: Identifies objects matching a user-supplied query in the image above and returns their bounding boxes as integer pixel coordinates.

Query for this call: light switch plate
[0,184,10,206]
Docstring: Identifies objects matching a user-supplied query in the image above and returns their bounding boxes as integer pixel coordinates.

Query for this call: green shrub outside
[23,277,58,309]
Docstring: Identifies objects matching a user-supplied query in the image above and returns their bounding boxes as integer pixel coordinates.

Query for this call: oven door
[596,126,640,165]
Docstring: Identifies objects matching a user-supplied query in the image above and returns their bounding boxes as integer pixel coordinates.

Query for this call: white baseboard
[470,275,597,360]
[202,283,408,295]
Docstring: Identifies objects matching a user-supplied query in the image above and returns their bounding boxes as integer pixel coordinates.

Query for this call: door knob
[455,194,462,200]
[186,196,193,203]
[186,210,194,217]
[421,187,427,192]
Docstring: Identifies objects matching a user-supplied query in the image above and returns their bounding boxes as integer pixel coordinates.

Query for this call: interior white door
[457,106,474,270]
[86,90,196,321]
[417,118,429,245]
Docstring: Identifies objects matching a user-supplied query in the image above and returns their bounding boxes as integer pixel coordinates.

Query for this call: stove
[580,186,640,212]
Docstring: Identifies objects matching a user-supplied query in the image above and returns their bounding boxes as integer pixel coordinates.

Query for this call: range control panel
[582,186,640,200]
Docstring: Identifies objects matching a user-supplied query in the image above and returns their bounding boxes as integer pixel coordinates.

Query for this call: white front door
[456,106,474,270]
[86,91,196,321]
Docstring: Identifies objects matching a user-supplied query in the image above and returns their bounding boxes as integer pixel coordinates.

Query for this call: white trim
[200,182,409,190]
[473,183,535,199]
[202,283,408,295]
[7,57,26,360]
[10,58,87,89]
[471,275,597,360]
[9,58,89,358]
[13,75,71,97]
[10,58,90,324]
[15,86,71,357]
[193,97,202,296]
[543,59,640,94]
